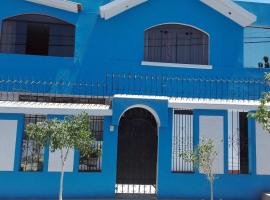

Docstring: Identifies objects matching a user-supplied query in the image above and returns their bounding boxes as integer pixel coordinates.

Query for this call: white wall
[199,116,224,174]
[256,122,270,175]
[0,120,18,171]
[48,148,74,172]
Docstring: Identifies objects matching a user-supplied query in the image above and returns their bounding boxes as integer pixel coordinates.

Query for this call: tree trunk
[210,179,214,200]
[59,150,65,200]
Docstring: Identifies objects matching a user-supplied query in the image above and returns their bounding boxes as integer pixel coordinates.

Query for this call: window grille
[144,24,209,65]
[0,14,75,57]
[20,115,46,172]
[228,111,249,174]
[172,109,194,173]
[79,116,104,172]
[19,94,107,105]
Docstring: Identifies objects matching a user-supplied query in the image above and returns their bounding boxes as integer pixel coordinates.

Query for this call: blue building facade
[0,0,269,200]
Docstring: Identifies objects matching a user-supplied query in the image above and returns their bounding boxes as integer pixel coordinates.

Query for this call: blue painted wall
[0,0,267,82]
[157,109,270,200]
[0,114,117,199]
[0,1,269,199]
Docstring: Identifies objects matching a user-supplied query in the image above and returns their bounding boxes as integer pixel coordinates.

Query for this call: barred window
[228,111,249,174]
[20,115,46,172]
[79,116,104,172]
[0,14,75,57]
[172,109,194,173]
[19,94,107,105]
[144,24,209,65]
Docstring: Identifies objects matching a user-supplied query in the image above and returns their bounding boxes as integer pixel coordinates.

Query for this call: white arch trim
[118,104,161,128]
[144,22,210,37]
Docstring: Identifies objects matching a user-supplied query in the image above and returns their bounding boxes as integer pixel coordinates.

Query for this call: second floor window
[0,14,75,57]
[144,24,209,65]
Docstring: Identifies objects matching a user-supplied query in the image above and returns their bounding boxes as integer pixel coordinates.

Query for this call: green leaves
[26,112,98,159]
[249,72,270,134]
[181,137,217,181]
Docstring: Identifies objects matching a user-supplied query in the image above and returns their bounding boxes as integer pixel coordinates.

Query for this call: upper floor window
[144,24,209,65]
[244,26,270,68]
[0,14,75,57]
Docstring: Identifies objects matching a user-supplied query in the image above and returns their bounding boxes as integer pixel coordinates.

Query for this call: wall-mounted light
[110,125,115,132]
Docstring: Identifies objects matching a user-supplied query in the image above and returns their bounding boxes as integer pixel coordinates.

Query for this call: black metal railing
[0,73,268,104]
[107,73,269,100]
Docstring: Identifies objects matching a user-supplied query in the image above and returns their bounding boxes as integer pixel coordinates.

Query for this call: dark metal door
[117,108,158,185]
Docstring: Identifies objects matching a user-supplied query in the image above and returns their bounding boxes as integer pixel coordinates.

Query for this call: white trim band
[100,0,148,20]
[141,61,213,70]
[114,94,266,111]
[200,0,256,27]
[25,0,82,13]
[0,101,112,116]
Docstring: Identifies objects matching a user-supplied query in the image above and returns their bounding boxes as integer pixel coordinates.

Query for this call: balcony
[0,73,267,104]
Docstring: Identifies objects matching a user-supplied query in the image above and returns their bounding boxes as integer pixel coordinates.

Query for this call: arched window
[144,24,209,65]
[0,14,75,57]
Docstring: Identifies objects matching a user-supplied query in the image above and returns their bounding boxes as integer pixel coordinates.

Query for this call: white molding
[117,104,161,128]
[113,94,267,111]
[169,98,264,111]
[145,22,210,36]
[100,0,256,27]
[141,61,213,70]
[100,0,148,20]
[200,0,256,27]
[25,0,82,13]
[0,101,112,116]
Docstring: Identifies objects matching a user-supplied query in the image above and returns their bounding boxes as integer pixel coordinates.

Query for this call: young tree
[26,112,98,200]
[249,73,270,133]
[181,138,218,200]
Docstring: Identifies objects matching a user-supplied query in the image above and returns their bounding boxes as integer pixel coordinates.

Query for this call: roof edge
[100,0,148,20]
[25,0,82,13]
[100,0,257,27]
[200,0,257,27]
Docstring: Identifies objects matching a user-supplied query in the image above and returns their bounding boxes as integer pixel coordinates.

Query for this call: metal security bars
[228,111,249,174]
[20,115,47,172]
[144,24,209,65]
[0,74,267,103]
[0,14,75,57]
[19,94,107,105]
[79,116,104,172]
[107,74,268,101]
[172,109,194,173]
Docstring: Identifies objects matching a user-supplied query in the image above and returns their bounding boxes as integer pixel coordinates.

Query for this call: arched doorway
[116,107,158,194]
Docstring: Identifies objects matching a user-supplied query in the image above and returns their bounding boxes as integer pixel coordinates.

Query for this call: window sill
[141,61,213,70]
